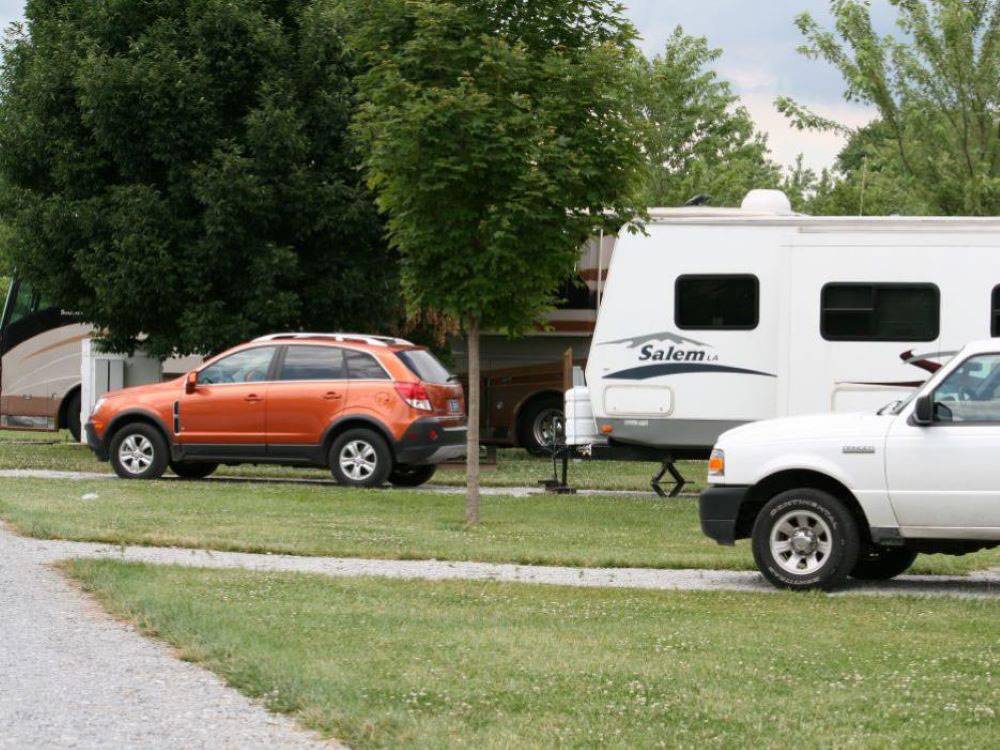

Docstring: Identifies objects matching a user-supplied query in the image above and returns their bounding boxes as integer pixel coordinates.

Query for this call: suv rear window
[396,349,454,384]
[280,346,346,381]
[344,349,390,380]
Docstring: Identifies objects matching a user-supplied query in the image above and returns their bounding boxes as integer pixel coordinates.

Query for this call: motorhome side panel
[586,223,791,449]
[787,230,1000,416]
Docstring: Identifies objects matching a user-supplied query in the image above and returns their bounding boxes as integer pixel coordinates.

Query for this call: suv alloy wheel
[109,423,168,480]
[329,428,393,488]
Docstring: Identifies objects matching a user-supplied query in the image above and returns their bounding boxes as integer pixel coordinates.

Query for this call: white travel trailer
[565,190,1000,482]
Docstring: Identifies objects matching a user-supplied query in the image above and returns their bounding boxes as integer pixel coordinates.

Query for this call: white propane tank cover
[741,189,793,214]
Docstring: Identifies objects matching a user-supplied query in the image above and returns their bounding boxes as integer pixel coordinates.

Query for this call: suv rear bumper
[395,418,467,465]
[85,421,109,462]
[699,485,751,546]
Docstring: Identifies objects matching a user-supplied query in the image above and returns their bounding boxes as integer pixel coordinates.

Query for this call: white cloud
[740,93,875,172]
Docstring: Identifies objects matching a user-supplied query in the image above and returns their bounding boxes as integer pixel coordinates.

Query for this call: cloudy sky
[0,0,899,169]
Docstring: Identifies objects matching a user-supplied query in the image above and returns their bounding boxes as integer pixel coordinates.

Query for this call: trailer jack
[651,459,688,498]
[538,445,577,494]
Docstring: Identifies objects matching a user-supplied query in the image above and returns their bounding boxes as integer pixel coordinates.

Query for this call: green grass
[3,477,997,575]
[0,429,697,492]
[65,560,1000,749]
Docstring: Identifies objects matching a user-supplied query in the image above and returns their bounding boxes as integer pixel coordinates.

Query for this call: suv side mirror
[185,371,198,394]
[913,394,934,425]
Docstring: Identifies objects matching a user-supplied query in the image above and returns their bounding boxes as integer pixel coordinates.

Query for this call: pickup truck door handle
[323,392,343,400]
[244,394,263,403]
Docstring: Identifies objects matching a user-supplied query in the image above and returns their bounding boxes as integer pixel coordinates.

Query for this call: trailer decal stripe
[606,363,777,380]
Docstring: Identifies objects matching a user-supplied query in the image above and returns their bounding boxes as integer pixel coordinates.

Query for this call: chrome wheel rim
[532,408,564,448]
[770,509,833,575]
[339,440,377,481]
[118,434,154,475]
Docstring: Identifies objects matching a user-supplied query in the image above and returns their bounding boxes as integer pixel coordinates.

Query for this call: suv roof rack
[252,332,414,347]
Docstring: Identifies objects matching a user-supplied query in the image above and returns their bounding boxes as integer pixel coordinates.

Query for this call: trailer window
[992,286,1000,337]
[675,275,759,330]
[821,283,939,342]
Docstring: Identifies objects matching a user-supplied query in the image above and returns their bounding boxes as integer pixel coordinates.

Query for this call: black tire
[388,464,437,488]
[109,423,168,480]
[517,396,564,456]
[751,488,860,591]
[65,390,82,443]
[329,428,392,488]
[169,461,219,480]
[851,547,918,581]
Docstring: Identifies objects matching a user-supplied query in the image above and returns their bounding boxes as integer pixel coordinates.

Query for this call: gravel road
[0,468,658,497]
[13,526,999,600]
[0,528,338,750]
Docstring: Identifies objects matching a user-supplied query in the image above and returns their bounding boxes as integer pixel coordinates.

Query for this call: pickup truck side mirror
[185,371,198,394]
[913,394,934,425]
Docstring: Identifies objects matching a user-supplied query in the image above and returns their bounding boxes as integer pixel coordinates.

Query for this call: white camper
[567,190,1000,467]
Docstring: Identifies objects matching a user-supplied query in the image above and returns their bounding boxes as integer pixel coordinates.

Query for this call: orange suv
[85,334,466,488]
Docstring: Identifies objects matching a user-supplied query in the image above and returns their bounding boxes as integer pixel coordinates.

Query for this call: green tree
[0,0,395,358]
[350,0,646,521]
[640,27,782,207]
[778,0,1000,216]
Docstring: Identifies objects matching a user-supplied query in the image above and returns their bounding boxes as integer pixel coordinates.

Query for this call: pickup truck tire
[851,548,918,581]
[751,489,860,591]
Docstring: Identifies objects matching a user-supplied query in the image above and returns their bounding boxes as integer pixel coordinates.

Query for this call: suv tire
[851,547,918,581]
[751,488,860,591]
[517,396,564,456]
[329,428,392,488]
[109,423,168,480]
[170,462,219,480]
[388,464,437,488]
[65,390,82,443]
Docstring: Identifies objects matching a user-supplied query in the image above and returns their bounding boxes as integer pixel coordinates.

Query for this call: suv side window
[279,346,346,381]
[345,349,390,380]
[199,347,277,385]
[932,353,1000,422]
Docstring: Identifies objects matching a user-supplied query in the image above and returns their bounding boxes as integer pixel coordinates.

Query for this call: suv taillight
[395,382,432,411]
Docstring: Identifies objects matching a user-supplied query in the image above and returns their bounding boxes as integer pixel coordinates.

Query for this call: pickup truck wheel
[109,424,168,480]
[329,429,392,488]
[388,464,437,487]
[851,548,918,580]
[751,489,860,591]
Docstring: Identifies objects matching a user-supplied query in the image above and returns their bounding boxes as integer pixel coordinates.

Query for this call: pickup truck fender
[749,452,898,529]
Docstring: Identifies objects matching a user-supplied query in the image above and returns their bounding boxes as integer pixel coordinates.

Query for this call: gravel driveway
[0,528,338,750]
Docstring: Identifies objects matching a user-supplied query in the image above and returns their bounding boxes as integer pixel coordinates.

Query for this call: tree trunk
[465,318,481,525]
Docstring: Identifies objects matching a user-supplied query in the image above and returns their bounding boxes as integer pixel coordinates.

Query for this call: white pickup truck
[700,339,1000,590]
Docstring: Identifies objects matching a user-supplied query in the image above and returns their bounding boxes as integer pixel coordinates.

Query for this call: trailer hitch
[651,459,688,498]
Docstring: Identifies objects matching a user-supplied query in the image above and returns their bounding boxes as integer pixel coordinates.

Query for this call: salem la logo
[639,344,719,363]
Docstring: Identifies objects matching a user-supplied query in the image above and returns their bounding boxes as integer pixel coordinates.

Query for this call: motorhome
[1,277,200,440]
[566,190,1000,466]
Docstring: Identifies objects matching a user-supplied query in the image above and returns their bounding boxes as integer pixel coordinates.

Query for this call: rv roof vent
[741,189,792,215]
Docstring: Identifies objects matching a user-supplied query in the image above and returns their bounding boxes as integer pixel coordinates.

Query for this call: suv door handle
[323,392,343,400]
[244,394,263,403]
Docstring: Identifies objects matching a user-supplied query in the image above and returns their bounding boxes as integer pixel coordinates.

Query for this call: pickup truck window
[821,283,939,342]
[933,353,1000,422]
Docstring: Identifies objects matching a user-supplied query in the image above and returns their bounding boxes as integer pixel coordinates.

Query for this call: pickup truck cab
[700,339,1000,590]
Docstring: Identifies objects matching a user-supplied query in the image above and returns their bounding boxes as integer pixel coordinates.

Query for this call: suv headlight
[91,398,106,417]
[708,448,725,477]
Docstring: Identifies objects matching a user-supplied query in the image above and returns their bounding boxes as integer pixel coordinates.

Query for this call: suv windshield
[396,349,454,384]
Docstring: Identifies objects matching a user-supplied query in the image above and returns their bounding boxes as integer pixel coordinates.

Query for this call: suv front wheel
[329,429,392,488]
[751,488,860,591]
[109,423,168,480]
